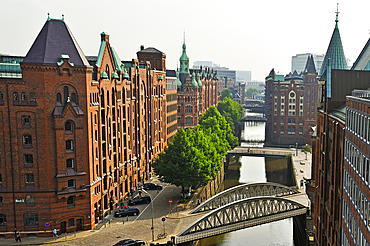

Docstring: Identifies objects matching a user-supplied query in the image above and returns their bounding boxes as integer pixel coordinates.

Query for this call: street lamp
[142,189,154,241]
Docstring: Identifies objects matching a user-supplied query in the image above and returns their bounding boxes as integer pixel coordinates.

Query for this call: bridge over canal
[227,146,295,157]
[161,182,309,245]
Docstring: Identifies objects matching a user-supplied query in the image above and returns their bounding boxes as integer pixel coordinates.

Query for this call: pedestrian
[15,231,21,242]
[53,228,59,238]
[138,181,142,188]
[138,189,142,197]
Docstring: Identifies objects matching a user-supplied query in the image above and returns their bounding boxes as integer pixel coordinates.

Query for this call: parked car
[114,207,140,217]
[128,195,151,205]
[113,239,145,246]
[143,183,163,190]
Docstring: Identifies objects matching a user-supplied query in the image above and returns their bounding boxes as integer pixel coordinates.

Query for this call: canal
[198,111,295,246]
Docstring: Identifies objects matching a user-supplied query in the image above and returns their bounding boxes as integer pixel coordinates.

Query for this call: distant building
[176,43,219,129]
[291,53,324,74]
[236,70,252,82]
[264,55,318,147]
[193,61,236,85]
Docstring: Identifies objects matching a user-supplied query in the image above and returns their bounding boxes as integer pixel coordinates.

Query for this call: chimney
[140,45,144,51]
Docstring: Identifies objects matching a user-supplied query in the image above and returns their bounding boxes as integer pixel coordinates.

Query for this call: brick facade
[0,19,167,237]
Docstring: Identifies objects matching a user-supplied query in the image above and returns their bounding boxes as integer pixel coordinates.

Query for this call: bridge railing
[228,148,293,156]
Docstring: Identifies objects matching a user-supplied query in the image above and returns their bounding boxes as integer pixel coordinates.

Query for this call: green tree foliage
[199,106,238,149]
[220,89,232,100]
[301,144,312,160]
[152,127,218,191]
[245,88,258,98]
[217,97,243,134]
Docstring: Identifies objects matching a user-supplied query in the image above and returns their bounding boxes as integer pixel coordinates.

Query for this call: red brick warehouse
[0,16,167,237]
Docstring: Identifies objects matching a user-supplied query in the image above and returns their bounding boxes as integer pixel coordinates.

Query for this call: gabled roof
[319,15,347,77]
[23,19,89,66]
[351,38,370,70]
[304,55,316,73]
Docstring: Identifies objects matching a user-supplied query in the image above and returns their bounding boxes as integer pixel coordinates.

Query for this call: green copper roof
[179,39,189,74]
[176,71,182,86]
[111,47,123,72]
[96,40,106,68]
[319,10,347,77]
[303,55,316,73]
[197,72,202,86]
[123,69,130,80]
[101,71,108,79]
[112,72,119,79]
[191,72,198,87]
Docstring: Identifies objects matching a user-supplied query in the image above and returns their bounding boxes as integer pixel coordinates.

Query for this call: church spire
[179,32,189,74]
[319,4,347,77]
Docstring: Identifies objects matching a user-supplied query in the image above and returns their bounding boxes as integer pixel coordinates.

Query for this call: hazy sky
[2,0,370,81]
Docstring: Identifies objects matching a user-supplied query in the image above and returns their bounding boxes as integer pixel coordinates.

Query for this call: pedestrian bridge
[173,182,309,244]
[227,146,295,157]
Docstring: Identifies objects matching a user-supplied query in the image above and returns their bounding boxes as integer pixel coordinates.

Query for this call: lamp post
[142,189,154,241]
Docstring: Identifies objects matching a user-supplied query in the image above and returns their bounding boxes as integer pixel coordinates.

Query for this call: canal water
[198,111,295,246]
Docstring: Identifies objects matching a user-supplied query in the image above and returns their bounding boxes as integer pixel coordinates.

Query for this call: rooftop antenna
[62,14,64,21]
[47,12,50,21]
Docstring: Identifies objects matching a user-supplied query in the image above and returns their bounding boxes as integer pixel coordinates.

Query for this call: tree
[217,97,243,134]
[221,89,232,100]
[199,106,238,149]
[151,128,215,195]
[245,88,258,99]
[301,144,312,160]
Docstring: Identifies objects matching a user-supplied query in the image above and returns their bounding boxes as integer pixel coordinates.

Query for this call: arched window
[0,214,6,226]
[23,134,32,145]
[107,91,110,106]
[101,90,105,107]
[57,93,62,103]
[21,92,27,101]
[112,88,115,105]
[13,92,18,101]
[106,65,110,79]
[30,92,36,101]
[65,122,73,133]
[63,86,69,102]
[71,93,76,103]
[24,213,38,226]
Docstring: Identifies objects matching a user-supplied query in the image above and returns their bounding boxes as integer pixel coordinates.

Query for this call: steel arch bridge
[190,182,300,214]
[175,196,307,244]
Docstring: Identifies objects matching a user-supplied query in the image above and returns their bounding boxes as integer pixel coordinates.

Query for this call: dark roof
[23,19,89,66]
[137,47,165,55]
[166,70,176,77]
[304,55,316,73]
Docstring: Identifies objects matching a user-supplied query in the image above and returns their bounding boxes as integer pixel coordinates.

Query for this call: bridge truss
[190,182,299,214]
[175,197,307,244]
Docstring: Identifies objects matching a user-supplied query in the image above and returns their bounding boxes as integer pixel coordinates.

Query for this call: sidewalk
[291,148,312,191]
[0,177,160,245]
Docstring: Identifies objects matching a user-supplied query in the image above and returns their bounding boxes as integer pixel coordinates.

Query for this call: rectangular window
[67,196,75,208]
[67,158,74,168]
[24,154,33,166]
[24,213,38,226]
[22,115,31,126]
[66,140,73,152]
[69,218,74,227]
[68,179,75,188]
[0,174,2,183]
[26,196,35,205]
[25,173,34,184]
